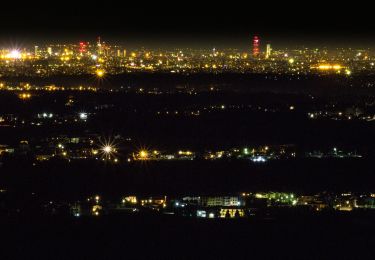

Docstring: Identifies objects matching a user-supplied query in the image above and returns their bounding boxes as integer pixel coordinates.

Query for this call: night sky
[1,1,374,49]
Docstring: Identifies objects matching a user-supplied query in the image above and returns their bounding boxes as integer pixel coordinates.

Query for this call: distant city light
[95,69,105,77]
[315,64,343,70]
[139,150,149,159]
[251,156,266,162]
[7,50,21,59]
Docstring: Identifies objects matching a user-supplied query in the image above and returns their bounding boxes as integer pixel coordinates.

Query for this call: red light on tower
[253,36,260,58]
[79,42,87,53]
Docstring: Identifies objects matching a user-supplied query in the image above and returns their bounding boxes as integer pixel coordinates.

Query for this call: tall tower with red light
[79,42,87,54]
[253,35,260,58]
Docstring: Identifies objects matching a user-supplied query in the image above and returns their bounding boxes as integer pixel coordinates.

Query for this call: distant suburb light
[79,112,88,120]
[139,150,149,159]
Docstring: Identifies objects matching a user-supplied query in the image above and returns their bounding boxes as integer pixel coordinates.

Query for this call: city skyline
[3,34,375,50]
[2,2,375,258]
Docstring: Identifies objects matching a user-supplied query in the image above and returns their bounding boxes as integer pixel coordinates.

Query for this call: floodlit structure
[253,36,260,57]
[265,43,271,59]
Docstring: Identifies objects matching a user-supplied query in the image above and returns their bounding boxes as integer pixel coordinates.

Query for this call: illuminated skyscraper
[265,44,272,59]
[97,36,102,55]
[34,46,39,57]
[253,36,260,58]
[47,47,52,56]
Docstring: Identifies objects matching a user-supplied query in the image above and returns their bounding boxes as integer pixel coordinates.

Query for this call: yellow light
[139,150,148,158]
[288,58,294,64]
[96,69,105,77]
[179,150,193,156]
[18,93,31,100]
[123,196,137,204]
[99,138,117,160]
[318,64,331,70]
[317,64,343,70]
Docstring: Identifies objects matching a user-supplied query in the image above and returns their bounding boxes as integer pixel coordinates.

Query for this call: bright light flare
[97,137,118,161]
[18,93,31,100]
[139,150,148,158]
[103,145,113,154]
[316,64,343,70]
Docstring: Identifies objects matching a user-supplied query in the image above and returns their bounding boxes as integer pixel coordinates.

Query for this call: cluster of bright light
[251,156,266,162]
[178,150,193,155]
[98,137,117,161]
[317,64,342,70]
[139,150,149,158]
[6,50,21,59]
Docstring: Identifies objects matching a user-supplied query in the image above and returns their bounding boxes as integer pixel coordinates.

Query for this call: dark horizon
[1,1,374,49]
